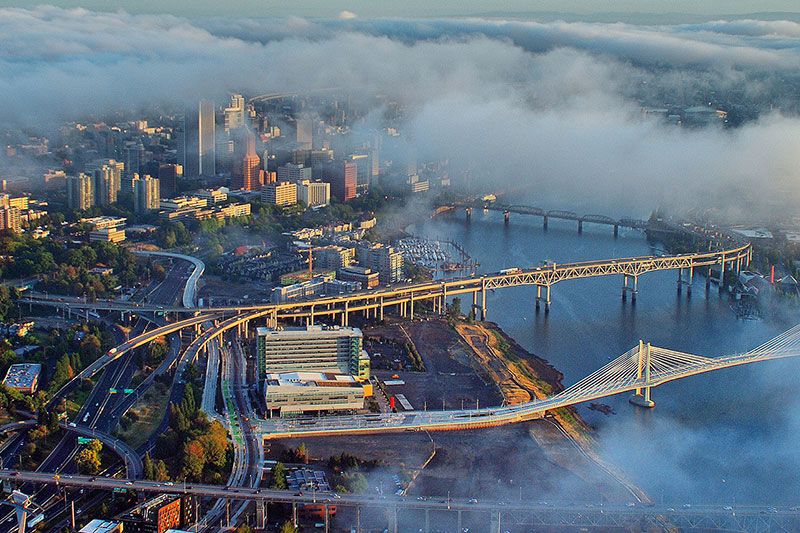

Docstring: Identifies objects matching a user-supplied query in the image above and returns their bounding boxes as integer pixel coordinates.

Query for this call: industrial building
[2,363,42,394]
[255,325,369,380]
[264,371,371,417]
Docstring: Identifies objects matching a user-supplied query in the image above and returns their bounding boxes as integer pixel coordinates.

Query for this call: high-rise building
[365,244,404,284]
[346,153,371,193]
[242,131,261,190]
[87,159,123,205]
[261,181,297,206]
[223,93,245,132]
[124,143,143,178]
[324,160,356,202]
[0,207,20,233]
[183,99,215,178]
[133,175,160,214]
[230,130,261,191]
[297,179,330,208]
[67,173,94,210]
[157,163,180,198]
[255,325,368,380]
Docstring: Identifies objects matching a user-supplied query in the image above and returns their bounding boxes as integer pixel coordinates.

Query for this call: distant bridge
[450,200,647,236]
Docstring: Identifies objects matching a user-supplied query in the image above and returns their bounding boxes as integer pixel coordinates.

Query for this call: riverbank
[454,320,591,442]
[453,319,649,502]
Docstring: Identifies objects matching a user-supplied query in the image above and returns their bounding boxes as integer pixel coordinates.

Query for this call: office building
[347,153,371,193]
[255,325,369,379]
[324,160,356,202]
[158,163,180,198]
[277,163,312,183]
[223,93,245,132]
[183,99,215,178]
[67,173,94,210]
[261,181,297,206]
[133,175,160,214]
[3,363,42,394]
[195,187,227,204]
[264,371,371,417]
[297,179,330,208]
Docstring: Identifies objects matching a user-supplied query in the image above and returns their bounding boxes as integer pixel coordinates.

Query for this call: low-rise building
[80,216,127,229]
[3,363,42,394]
[118,494,196,533]
[264,371,371,417]
[337,266,380,289]
[79,520,123,533]
[159,196,208,211]
[89,227,125,243]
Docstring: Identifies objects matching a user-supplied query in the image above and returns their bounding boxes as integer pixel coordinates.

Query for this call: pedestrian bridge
[257,322,800,438]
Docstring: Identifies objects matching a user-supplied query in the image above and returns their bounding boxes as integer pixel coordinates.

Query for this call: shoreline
[452,318,650,502]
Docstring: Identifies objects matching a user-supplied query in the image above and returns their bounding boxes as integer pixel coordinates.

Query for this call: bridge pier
[489,510,502,533]
[542,215,548,230]
[622,274,638,303]
[614,224,619,238]
[630,340,655,408]
[388,506,398,533]
[480,280,487,320]
[465,207,471,222]
[504,210,510,224]
[423,509,430,533]
[577,220,583,233]
[409,295,414,320]
[535,284,551,313]
[380,297,384,321]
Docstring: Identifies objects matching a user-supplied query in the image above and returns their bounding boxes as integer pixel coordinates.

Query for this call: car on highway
[165,481,173,486]
[468,498,478,504]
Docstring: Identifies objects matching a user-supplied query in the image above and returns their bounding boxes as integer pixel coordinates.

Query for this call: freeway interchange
[7,239,800,532]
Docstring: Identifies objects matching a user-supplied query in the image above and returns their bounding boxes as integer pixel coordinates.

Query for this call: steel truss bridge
[22,242,752,319]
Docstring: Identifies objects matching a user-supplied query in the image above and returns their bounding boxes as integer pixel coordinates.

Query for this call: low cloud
[2,7,800,214]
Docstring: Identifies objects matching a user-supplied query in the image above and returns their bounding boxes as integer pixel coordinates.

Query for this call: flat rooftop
[256,325,361,338]
[3,363,41,388]
[266,371,359,388]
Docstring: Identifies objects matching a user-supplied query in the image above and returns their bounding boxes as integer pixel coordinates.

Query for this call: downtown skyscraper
[182,99,216,178]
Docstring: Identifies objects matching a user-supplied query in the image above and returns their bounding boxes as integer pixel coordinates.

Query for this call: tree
[37,406,48,427]
[153,460,170,481]
[48,411,60,432]
[269,462,287,489]
[235,525,253,533]
[75,440,102,474]
[446,297,462,322]
[143,451,154,480]
[181,440,205,480]
[279,521,298,533]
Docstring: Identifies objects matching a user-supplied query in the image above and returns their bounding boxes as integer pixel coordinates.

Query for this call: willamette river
[414,209,800,506]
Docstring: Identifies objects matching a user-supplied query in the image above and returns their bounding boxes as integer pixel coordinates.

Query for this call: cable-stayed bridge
[255,323,800,438]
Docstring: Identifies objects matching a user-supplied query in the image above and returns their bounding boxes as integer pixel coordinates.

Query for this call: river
[413,209,800,506]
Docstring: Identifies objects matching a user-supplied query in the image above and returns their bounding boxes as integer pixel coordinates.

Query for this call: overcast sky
[1,0,799,18]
